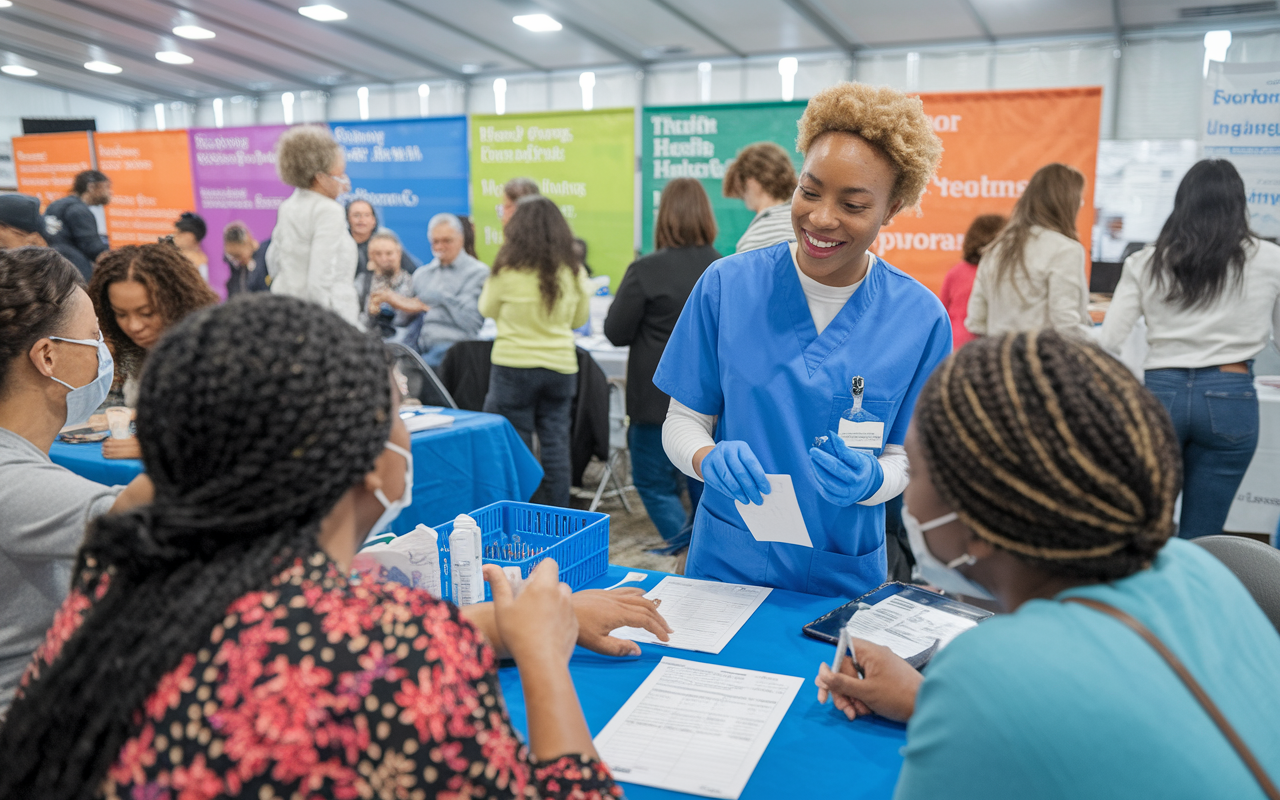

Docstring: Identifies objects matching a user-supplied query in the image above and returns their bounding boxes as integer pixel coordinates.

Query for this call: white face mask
[903,504,994,601]
[48,331,115,428]
[368,441,413,539]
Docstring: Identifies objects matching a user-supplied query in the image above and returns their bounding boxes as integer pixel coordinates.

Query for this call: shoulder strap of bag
[1063,596,1280,800]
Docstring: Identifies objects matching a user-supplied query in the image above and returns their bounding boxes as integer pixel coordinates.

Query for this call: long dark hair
[1149,159,1254,310]
[0,295,392,799]
[492,195,580,313]
[986,163,1084,288]
[0,247,83,398]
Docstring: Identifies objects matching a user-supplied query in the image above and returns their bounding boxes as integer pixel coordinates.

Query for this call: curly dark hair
[914,330,1180,582]
[492,195,580,313]
[0,247,83,399]
[87,242,219,377]
[0,295,393,799]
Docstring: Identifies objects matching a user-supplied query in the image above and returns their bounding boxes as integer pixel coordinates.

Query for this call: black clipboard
[802,581,993,646]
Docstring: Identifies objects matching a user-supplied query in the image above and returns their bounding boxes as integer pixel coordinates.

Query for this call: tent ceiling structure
[0,0,1276,106]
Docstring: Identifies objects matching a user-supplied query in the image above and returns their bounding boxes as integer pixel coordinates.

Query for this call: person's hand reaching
[814,638,924,723]
[699,440,771,505]
[572,588,673,656]
[809,432,883,506]
[485,560,577,669]
[102,436,142,460]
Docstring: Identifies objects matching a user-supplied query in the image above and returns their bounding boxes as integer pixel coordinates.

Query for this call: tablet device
[802,581,993,645]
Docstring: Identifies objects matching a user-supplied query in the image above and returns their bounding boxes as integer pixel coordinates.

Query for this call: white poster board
[1202,61,1280,238]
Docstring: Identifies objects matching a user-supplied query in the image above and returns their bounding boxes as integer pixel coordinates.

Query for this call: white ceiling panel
[970,0,1116,38]
[818,0,988,46]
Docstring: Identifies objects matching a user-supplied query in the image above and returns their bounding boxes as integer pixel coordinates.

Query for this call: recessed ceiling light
[173,25,215,39]
[84,60,123,74]
[156,51,194,65]
[0,1,13,8]
[299,4,347,21]
[513,13,561,32]
[1,64,37,77]
[461,63,481,74]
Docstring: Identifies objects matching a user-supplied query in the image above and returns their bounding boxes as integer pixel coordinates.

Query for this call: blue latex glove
[700,441,771,505]
[809,430,884,507]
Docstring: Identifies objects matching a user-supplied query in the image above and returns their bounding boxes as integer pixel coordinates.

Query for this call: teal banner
[640,101,807,255]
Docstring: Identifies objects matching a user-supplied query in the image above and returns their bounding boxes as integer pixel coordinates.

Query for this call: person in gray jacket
[376,213,488,368]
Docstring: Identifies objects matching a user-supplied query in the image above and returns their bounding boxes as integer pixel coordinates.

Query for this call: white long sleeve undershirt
[660,243,911,506]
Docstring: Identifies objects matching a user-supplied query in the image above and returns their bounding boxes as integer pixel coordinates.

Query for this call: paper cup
[105,406,132,439]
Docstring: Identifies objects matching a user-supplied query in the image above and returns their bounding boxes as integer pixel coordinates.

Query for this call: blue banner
[329,116,470,265]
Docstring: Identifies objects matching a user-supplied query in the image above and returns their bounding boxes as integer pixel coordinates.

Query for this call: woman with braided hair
[0,294,667,799]
[87,241,218,459]
[815,330,1280,800]
[0,247,152,716]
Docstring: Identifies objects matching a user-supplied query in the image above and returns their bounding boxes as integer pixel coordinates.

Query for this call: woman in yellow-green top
[479,195,592,506]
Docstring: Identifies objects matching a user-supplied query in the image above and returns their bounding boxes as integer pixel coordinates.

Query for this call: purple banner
[188,125,292,299]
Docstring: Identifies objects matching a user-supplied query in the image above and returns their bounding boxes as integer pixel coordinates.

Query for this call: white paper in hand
[734,474,812,547]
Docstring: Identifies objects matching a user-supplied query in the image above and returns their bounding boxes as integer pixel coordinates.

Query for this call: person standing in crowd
[0,247,152,714]
[43,169,112,281]
[0,194,84,268]
[222,221,270,296]
[0,295,671,799]
[966,163,1092,338]
[459,213,479,258]
[815,331,1280,800]
[655,83,950,598]
[171,211,210,283]
[347,198,419,277]
[87,242,218,458]
[1101,159,1280,539]
[605,178,719,553]
[499,177,540,226]
[724,141,799,254]
[480,197,592,507]
[378,213,488,368]
[359,231,417,339]
[266,126,360,325]
[939,214,1007,350]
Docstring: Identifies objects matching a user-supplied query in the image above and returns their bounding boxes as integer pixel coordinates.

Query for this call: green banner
[641,101,807,256]
[470,108,635,289]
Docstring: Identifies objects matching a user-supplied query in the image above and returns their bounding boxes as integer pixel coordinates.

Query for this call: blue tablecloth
[48,409,544,532]
[497,565,907,800]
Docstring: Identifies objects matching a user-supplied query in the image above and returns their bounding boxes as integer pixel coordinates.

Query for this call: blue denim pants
[628,423,703,547]
[483,365,577,508]
[1145,366,1259,539]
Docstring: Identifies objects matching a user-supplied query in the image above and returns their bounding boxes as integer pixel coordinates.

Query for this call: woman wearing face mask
[266,126,361,325]
[815,330,1280,800]
[0,295,669,799]
[654,83,951,598]
[0,247,152,715]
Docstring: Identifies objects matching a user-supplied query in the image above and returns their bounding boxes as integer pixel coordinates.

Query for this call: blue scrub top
[653,242,951,598]
[895,538,1280,800]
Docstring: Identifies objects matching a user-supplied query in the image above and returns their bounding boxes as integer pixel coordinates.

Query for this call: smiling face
[108,279,164,350]
[347,201,376,243]
[791,131,904,287]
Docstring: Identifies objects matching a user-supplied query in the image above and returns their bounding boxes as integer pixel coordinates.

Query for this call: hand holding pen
[815,635,924,723]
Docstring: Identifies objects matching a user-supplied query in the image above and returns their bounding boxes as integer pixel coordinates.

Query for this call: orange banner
[13,132,95,208]
[877,87,1102,295]
[95,130,196,247]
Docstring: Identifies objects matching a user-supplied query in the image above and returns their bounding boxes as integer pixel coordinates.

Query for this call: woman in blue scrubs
[654,83,950,599]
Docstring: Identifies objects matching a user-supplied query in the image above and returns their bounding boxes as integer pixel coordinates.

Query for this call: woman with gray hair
[266,126,360,325]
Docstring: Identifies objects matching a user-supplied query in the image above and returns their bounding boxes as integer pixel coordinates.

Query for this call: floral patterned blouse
[21,549,622,800]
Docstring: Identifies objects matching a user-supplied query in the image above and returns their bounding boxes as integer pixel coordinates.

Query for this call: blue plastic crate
[433,501,609,603]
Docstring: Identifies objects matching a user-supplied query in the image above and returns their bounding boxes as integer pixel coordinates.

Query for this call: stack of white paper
[594,657,802,799]
[844,594,978,659]
[609,577,771,654]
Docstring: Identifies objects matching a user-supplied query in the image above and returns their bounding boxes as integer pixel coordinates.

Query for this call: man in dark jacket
[43,170,112,280]
[0,193,88,268]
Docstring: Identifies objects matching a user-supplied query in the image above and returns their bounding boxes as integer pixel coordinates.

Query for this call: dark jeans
[628,423,703,547]
[484,365,577,508]
[1145,366,1259,539]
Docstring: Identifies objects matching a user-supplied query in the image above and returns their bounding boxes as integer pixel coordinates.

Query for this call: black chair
[386,342,457,409]
[1193,535,1280,634]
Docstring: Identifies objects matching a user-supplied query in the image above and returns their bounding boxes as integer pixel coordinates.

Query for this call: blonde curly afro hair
[797,82,942,209]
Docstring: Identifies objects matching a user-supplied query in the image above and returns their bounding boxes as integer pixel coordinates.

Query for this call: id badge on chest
[837,376,884,453]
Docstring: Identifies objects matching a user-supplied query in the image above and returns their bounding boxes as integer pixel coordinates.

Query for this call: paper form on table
[609,576,771,654]
[593,656,803,800]
[734,473,812,547]
[843,593,978,660]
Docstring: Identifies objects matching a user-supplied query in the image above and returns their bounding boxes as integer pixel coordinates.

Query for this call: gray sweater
[411,252,489,351]
[0,428,121,713]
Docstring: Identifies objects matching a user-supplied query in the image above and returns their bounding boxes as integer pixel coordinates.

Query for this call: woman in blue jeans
[604,179,719,551]
[1101,159,1280,538]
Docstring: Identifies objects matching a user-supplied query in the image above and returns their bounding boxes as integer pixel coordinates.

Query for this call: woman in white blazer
[966,163,1092,338]
[266,126,359,325]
